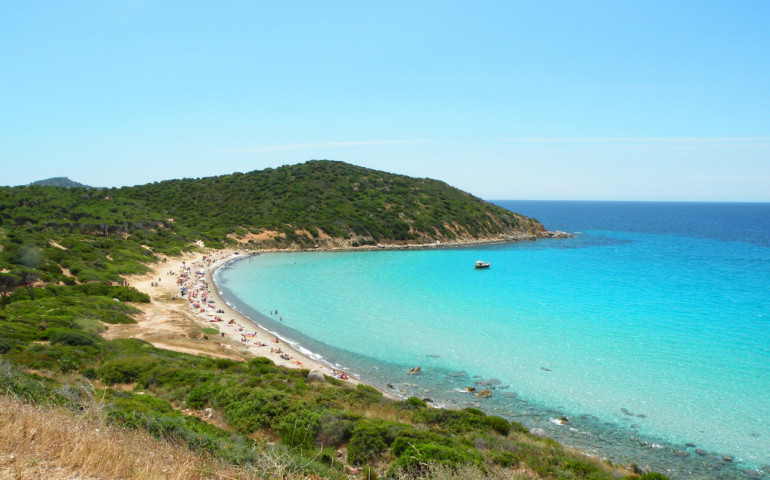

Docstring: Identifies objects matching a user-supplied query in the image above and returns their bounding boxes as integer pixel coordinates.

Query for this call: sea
[214,201,770,479]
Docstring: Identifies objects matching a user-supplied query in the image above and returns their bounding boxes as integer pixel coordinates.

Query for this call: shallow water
[215,202,770,479]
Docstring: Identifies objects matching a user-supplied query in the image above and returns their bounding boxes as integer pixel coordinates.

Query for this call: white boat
[474,260,491,269]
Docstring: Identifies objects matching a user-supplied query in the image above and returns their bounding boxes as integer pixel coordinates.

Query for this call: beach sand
[103,249,358,384]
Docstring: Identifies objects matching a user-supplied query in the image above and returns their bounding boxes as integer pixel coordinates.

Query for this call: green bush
[352,383,383,404]
[412,406,511,436]
[387,441,481,478]
[276,403,322,449]
[483,415,511,436]
[315,411,357,447]
[491,451,520,467]
[223,388,291,434]
[401,396,427,410]
[348,420,390,465]
[50,330,98,347]
[186,382,217,409]
[99,357,158,385]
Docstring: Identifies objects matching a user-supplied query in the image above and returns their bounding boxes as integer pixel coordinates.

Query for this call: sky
[2,1,769,201]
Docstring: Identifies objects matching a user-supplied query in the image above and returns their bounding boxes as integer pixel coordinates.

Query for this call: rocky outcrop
[536,230,573,239]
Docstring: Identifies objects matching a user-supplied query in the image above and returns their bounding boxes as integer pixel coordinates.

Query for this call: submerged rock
[407,366,422,375]
[474,378,502,386]
[476,389,492,398]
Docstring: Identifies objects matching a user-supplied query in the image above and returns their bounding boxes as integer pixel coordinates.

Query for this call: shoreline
[114,232,574,395]
[202,247,769,480]
[118,249,361,384]
[115,243,767,480]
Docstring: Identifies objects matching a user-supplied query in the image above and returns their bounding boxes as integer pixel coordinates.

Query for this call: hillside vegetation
[0,161,665,479]
[122,160,544,247]
[29,176,92,188]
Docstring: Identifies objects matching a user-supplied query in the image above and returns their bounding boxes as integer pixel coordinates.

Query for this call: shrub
[186,383,216,409]
[348,420,390,465]
[316,411,357,447]
[50,330,98,347]
[483,415,511,436]
[248,356,276,374]
[276,403,322,449]
[491,451,520,467]
[401,396,427,410]
[352,383,382,404]
[387,442,480,478]
[413,407,507,436]
[99,357,158,385]
[214,358,238,370]
[223,388,291,434]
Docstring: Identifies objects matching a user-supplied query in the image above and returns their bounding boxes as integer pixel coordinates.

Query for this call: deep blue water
[216,201,770,479]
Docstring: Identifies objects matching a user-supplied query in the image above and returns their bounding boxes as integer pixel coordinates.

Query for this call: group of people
[169,251,352,377]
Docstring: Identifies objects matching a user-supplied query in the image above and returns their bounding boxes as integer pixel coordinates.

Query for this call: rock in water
[476,389,492,398]
[307,370,325,382]
[407,366,422,375]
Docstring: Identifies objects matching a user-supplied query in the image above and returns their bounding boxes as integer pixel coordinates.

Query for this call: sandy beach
[104,249,358,384]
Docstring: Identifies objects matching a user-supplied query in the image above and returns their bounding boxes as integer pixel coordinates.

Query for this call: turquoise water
[215,202,770,478]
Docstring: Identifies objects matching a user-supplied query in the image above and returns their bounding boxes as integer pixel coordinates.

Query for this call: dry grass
[360,402,415,424]
[0,395,315,480]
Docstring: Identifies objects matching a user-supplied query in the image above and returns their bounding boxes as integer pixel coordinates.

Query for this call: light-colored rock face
[307,370,326,382]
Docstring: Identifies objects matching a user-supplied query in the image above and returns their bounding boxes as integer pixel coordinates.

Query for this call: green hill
[122,160,545,247]
[2,161,547,257]
[29,176,92,188]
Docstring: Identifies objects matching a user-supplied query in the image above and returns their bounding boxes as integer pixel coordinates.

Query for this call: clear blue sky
[2,1,769,201]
